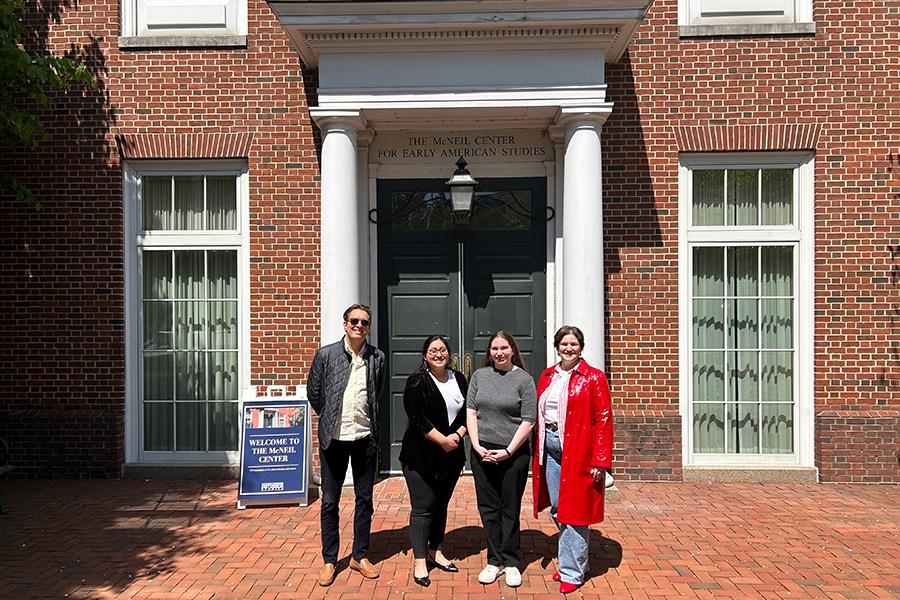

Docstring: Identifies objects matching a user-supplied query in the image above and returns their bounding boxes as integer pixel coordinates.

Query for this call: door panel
[464,241,545,383]
[377,178,546,472]
[378,240,460,468]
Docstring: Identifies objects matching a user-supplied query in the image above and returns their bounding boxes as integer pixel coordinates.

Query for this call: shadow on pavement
[0,480,232,597]
[589,532,624,578]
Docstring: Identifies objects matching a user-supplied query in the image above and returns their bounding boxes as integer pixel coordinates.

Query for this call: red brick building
[1,0,897,483]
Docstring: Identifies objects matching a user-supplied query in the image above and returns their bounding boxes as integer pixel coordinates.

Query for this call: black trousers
[319,435,377,563]
[402,464,462,559]
[469,441,531,569]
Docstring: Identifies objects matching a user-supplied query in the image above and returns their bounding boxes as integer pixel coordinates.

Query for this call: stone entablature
[267,0,653,65]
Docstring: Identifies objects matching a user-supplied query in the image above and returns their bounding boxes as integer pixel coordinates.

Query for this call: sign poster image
[238,397,309,508]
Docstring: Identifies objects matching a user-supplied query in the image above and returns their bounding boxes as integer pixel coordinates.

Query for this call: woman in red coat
[532,325,613,594]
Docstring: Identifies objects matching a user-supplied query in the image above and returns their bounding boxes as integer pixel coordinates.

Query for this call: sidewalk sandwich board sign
[237,385,310,509]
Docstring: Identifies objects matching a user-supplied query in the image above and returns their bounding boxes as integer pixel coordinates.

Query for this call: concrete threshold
[682,466,818,483]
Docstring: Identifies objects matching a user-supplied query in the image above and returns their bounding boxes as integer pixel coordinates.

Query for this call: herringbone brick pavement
[0,478,897,599]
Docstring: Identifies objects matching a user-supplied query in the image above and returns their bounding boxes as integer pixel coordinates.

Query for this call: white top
[540,364,574,434]
[335,338,371,441]
[430,371,465,426]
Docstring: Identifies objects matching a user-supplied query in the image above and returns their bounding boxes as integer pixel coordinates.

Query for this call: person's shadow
[520,528,623,581]
[521,528,558,571]
[367,524,412,564]
[438,525,489,562]
[365,524,622,585]
[367,524,487,564]
[587,531,624,578]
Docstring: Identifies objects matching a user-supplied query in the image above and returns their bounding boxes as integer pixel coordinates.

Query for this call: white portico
[268,0,652,364]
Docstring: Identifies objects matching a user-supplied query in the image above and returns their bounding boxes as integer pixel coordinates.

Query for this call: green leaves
[0,0,96,206]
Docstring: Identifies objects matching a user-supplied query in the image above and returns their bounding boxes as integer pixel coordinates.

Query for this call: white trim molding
[124,160,250,465]
[120,0,248,47]
[678,0,814,36]
[678,152,815,471]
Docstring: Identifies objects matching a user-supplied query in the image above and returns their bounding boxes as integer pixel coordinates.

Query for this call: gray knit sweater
[466,366,537,447]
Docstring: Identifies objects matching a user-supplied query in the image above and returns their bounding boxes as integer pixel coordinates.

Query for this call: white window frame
[124,160,251,464]
[120,0,247,47]
[678,152,814,467]
[678,0,814,36]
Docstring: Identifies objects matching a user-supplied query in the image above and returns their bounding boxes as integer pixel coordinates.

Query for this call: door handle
[464,353,473,380]
[450,353,460,372]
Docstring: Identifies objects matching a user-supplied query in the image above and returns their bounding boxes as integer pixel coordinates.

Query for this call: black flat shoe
[428,559,459,573]
[413,574,431,587]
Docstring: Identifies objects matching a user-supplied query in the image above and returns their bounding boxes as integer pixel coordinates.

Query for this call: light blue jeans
[544,428,590,585]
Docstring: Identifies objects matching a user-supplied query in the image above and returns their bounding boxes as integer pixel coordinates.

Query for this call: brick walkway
[1,478,898,599]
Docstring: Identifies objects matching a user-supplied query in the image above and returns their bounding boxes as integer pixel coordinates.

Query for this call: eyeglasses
[426,348,449,356]
[346,318,370,327]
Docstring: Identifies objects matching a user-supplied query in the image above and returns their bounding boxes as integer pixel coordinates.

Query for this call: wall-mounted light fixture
[446,157,478,218]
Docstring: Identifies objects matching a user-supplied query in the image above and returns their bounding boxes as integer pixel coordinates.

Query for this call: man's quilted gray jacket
[307,339,386,450]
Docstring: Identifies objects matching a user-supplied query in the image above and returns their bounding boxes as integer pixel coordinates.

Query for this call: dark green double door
[377,177,547,471]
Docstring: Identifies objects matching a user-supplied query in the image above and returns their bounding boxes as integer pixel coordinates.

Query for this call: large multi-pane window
[128,167,246,460]
[692,245,794,454]
[681,155,812,464]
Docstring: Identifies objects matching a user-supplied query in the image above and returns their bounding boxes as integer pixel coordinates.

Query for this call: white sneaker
[606,471,615,488]
[478,564,503,584]
[504,566,522,587]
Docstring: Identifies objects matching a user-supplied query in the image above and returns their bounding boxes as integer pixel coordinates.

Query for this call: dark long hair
[418,335,452,373]
[482,330,526,369]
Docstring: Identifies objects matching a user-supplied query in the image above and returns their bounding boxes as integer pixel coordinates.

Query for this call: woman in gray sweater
[466,330,536,588]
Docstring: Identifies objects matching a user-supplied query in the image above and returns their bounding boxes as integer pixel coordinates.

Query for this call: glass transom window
[142,175,237,231]
[692,168,793,227]
[391,189,532,231]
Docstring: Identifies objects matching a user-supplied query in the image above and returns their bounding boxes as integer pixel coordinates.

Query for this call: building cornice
[268,0,653,66]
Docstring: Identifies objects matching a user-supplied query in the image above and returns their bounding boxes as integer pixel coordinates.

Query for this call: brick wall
[613,411,682,481]
[816,411,900,482]
[0,0,322,477]
[2,0,897,481]
[604,0,899,482]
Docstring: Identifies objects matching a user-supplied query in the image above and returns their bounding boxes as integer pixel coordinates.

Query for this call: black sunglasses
[346,318,370,327]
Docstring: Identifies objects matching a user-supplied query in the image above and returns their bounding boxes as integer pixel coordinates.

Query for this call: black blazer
[399,368,469,478]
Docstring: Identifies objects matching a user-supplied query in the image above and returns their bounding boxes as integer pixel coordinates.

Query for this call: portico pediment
[268,0,653,66]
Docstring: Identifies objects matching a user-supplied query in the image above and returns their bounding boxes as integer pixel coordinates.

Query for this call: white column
[557,106,612,367]
[311,109,367,345]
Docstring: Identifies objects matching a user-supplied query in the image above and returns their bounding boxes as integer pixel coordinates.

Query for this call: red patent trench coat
[532,359,613,526]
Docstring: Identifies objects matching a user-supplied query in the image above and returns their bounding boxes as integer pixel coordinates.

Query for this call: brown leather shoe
[318,563,336,586]
[349,557,380,579]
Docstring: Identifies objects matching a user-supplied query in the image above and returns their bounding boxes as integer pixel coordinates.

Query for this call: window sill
[683,466,818,483]
[119,34,247,49]
[679,22,815,38]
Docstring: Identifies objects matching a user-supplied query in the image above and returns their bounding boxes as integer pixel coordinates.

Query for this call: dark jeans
[319,435,377,563]
[402,464,461,559]
[469,441,531,569]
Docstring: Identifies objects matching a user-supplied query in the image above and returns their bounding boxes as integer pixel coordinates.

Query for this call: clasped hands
[438,433,461,453]
[472,444,510,464]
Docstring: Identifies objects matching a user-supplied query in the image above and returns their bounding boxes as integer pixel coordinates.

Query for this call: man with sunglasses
[307,303,386,586]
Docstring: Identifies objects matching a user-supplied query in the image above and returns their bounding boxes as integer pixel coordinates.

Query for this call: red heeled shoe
[552,572,561,582]
[560,581,580,594]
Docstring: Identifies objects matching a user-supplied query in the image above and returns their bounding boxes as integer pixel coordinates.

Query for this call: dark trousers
[402,464,461,559]
[319,435,377,563]
[469,441,530,569]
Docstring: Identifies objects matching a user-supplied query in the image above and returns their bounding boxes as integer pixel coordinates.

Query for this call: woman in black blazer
[400,335,468,587]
